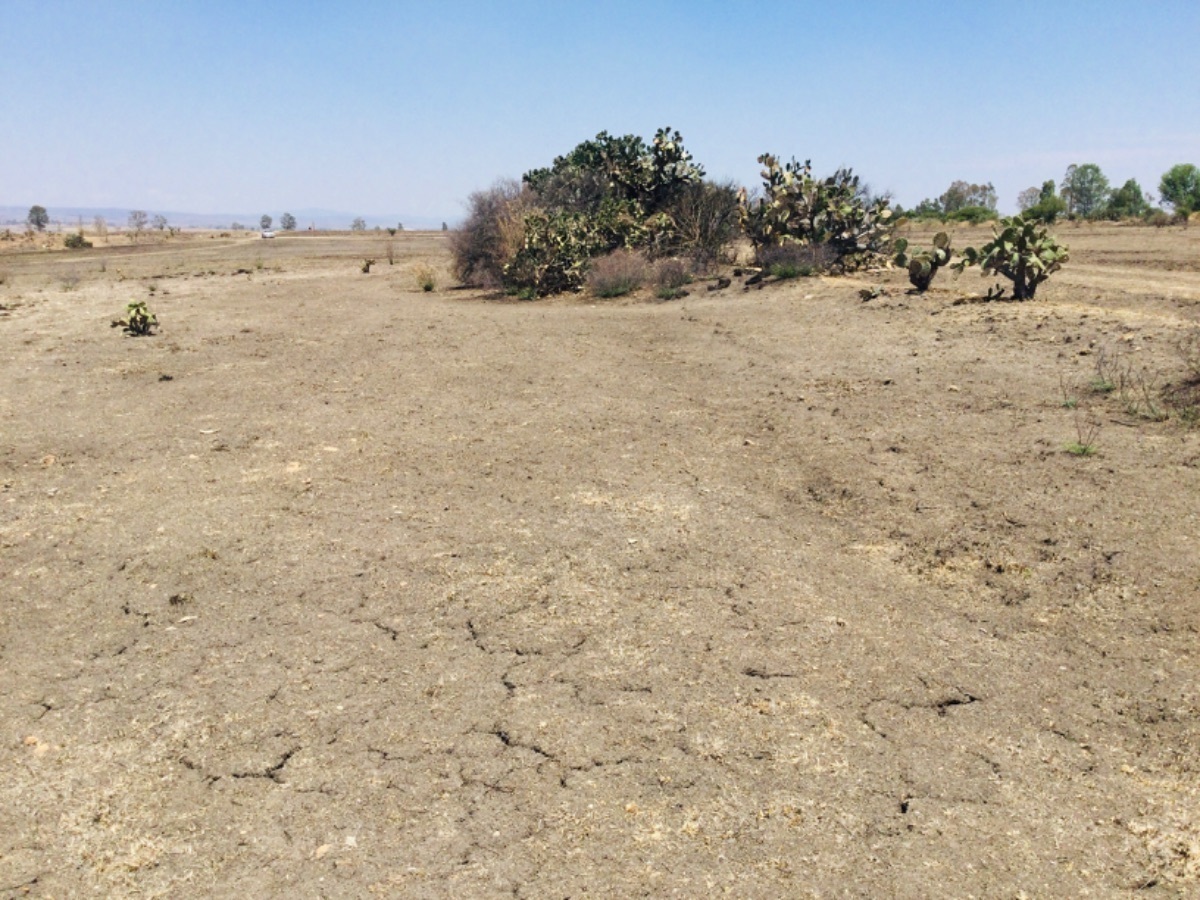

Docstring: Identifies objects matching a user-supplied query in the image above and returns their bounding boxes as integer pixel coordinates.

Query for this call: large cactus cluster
[738,155,894,271]
[894,232,952,292]
[952,215,1069,300]
[502,127,706,295]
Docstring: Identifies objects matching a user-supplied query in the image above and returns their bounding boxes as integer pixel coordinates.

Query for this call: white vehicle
[261,230,275,239]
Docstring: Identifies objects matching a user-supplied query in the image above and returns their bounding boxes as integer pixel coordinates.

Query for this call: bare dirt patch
[2,226,1198,896]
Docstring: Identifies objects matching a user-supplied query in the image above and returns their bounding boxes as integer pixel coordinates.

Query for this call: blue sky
[2,1,1197,223]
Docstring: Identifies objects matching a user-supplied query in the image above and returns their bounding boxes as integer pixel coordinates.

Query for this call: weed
[656,286,689,301]
[362,259,375,274]
[1162,329,1200,425]
[386,241,395,265]
[61,271,81,291]
[254,256,264,271]
[588,249,649,298]
[98,258,108,273]
[1066,409,1099,456]
[1095,346,1168,421]
[1058,375,1080,408]
[415,266,436,292]
[111,300,158,336]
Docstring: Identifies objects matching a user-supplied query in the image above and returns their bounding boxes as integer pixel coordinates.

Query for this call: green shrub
[953,215,1068,300]
[946,205,998,224]
[64,231,92,249]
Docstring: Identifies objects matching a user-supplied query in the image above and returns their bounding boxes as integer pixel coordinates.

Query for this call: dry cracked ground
[1,225,1199,897]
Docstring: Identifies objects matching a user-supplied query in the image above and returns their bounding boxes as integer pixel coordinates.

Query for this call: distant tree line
[898,163,1200,225]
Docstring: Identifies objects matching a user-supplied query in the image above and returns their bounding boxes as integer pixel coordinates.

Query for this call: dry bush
[660,179,740,271]
[414,265,436,292]
[587,249,649,298]
[1179,329,1200,382]
[654,257,692,290]
[758,242,836,278]
[1164,329,1200,424]
[450,179,537,289]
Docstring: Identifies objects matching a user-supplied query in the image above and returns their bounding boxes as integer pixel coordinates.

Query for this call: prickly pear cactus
[739,154,894,271]
[111,300,158,336]
[895,232,952,292]
[952,216,1068,300]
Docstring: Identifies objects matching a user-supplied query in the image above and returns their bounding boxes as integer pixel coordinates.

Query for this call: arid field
[2,223,1199,897]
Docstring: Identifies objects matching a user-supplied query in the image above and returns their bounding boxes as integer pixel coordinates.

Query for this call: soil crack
[232,746,300,782]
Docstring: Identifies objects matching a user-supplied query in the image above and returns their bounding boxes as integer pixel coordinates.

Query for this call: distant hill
[0,206,452,231]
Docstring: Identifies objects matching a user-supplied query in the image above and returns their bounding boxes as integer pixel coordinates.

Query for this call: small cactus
[111,300,157,336]
[895,232,952,292]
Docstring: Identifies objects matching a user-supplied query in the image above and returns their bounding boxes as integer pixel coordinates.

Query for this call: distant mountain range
[0,206,451,231]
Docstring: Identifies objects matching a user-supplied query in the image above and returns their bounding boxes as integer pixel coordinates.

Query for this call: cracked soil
[2,225,1199,897]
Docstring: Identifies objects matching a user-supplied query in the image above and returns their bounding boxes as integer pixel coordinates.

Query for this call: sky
[2,1,1197,224]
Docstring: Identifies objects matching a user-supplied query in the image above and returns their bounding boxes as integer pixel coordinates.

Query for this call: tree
[351,217,367,231]
[260,214,273,231]
[1017,186,1041,211]
[397,222,404,231]
[1061,164,1110,217]
[442,222,449,231]
[93,215,108,241]
[938,180,997,214]
[1159,164,1200,216]
[280,212,297,231]
[1102,179,1150,220]
[152,214,168,231]
[27,205,49,232]
[1025,180,1066,224]
[128,210,148,241]
[906,197,944,220]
